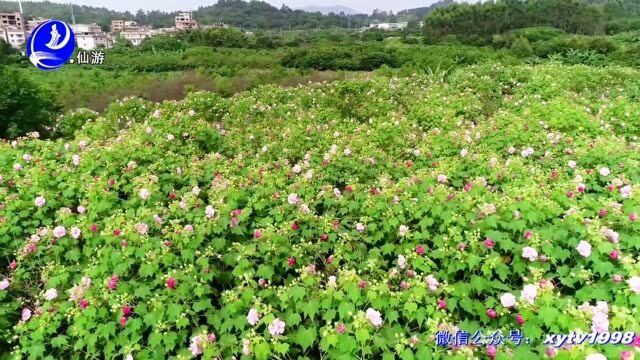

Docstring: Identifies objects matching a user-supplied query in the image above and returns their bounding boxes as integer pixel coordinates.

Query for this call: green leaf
[149,332,163,347]
[291,286,306,302]
[295,326,317,351]
[193,299,211,312]
[287,312,302,326]
[254,342,271,360]
[51,335,68,348]
[355,328,370,343]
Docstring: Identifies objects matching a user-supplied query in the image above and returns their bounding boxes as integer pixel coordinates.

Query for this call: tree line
[423,0,640,42]
[0,0,420,31]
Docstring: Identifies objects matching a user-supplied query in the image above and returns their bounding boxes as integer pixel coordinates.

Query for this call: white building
[1,27,26,48]
[369,22,408,31]
[111,20,140,32]
[0,12,23,30]
[175,12,198,30]
[25,17,47,32]
[0,12,26,48]
[71,24,110,50]
[119,30,151,46]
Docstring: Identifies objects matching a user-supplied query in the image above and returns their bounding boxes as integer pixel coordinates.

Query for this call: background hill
[397,0,456,18]
[298,5,362,15]
[0,0,410,30]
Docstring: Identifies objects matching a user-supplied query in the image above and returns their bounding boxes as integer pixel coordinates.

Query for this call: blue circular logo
[26,19,75,71]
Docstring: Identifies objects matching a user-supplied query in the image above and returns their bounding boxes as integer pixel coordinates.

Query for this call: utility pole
[70,2,76,24]
[17,0,23,14]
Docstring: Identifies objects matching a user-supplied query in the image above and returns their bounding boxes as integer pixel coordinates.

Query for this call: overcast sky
[15,0,436,14]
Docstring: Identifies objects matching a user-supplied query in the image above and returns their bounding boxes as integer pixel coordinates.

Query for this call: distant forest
[423,0,640,40]
[0,0,451,31]
[1,0,638,35]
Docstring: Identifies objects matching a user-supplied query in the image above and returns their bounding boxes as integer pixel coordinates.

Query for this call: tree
[510,37,534,58]
[0,66,61,139]
[140,35,186,52]
[423,0,610,42]
[405,19,421,34]
[0,39,18,64]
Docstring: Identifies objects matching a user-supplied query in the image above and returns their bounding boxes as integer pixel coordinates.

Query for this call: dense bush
[177,28,250,48]
[532,36,618,57]
[140,35,188,53]
[1,65,639,359]
[611,44,640,68]
[606,17,640,34]
[281,45,399,71]
[249,32,283,49]
[0,39,23,65]
[0,66,61,139]
[493,27,567,48]
[51,109,100,138]
[510,37,534,58]
[393,44,521,72]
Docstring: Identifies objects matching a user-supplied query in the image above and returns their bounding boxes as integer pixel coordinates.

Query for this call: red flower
[345,185,353,192]
[108,275,119,291]
[79,299,89,309]
[358,280,367,289]
[437,299,447,310]
[487,308,498,319]
[336,323,346,333]
[169,192,177,200]
[484,238,495,249]
[122,305,133,317]
[321,233,329,242]
[630,213,638,222]
[464,182,473,192]
[515,314,525,325]
[610,250,620,260]
[113,229,121,236]
[291,222,300,231]
[287,257,296,267]
[599,208,608,217]
[90,224,98,232]
[415,245,425,255]
[119,316,128,326]
[524,231,533,240]
[166,277,176,290]
[326,255,334,264]
[8,261,17,271]
[254,229,262,238]
[231,209,242,217]
[487,345,497,359]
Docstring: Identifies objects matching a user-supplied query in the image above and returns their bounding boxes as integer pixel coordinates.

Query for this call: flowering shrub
[1,64,639,359]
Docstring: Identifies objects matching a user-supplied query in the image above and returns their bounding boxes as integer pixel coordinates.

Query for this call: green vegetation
[423,0,640,43]
[0,0,419,31]
[2,0,640,358]
[0,66,60,138]
[2,63,640,360]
